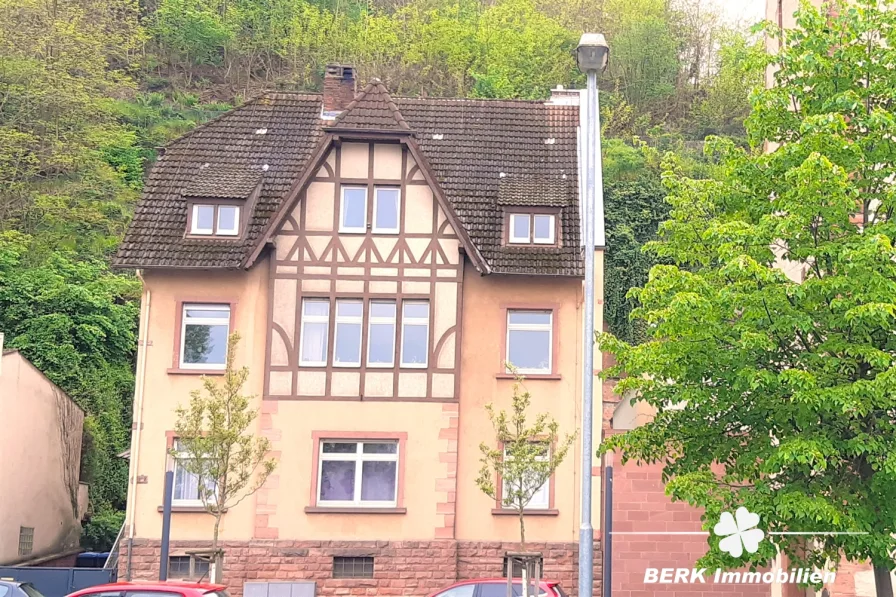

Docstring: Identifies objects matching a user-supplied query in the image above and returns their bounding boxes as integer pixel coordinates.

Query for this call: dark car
[429,579,567,597]
[0,579,48,597]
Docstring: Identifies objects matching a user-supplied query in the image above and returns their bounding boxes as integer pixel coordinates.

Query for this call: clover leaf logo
[714,507,765,558]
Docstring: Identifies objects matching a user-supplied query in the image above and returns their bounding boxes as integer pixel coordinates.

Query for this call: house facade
[0,344,88,565]
[117,66,604,596]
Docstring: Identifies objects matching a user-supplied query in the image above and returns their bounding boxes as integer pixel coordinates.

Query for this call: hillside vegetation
[0,0,762,547]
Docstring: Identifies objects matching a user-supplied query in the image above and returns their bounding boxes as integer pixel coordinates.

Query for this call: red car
[429,579,567,597]
[67,581,228,597]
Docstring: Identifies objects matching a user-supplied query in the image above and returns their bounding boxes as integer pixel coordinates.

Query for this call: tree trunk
[874,565,893,597]
[518,509,526,552]
[211,514,223,583]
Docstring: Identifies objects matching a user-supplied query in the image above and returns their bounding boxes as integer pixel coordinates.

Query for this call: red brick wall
[122,539,601,597]
[608,459,769,597]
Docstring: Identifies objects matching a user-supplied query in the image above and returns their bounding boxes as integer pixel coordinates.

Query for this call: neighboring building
[0,342,88,566]
[116,66,605,596]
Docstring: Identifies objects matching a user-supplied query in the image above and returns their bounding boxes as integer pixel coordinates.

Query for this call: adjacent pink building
[0,344,87,566]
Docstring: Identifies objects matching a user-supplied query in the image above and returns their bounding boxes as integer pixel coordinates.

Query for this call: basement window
[18,526,34,556]
[168,555,210,579]
[333,556,374,579]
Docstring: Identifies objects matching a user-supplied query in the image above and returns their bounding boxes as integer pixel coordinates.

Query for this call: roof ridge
[332,79,411,131]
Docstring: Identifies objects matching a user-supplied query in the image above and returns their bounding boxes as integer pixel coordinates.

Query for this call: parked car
[0,579,47,597]
[66,581,227,597]
[429,579,567,597]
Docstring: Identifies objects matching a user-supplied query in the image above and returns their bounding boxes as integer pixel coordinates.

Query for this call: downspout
[126,269,151,580]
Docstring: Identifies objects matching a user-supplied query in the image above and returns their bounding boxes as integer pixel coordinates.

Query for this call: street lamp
[576,32,608,597]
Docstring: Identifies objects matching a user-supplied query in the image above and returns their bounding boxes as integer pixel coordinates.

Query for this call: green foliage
[0,232,140,532]
[476,370,575,549]
[173,333,277,552]
[600,0,896,578]
[603,176,670,344]
[81,507,125,551]
[688,32,765,139]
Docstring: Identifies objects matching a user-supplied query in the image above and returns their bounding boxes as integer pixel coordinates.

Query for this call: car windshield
[204,591,229,597]
[552,586,567,597]
[20,585,47,597]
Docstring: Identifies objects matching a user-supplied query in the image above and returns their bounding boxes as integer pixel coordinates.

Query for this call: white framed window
[509,214,531,244]
[533,214,555,244]
[180,304,230,369]
[317,440,399,507]
[340,186,367,233]
[191,205,215,235]
[217,205,240,235]
[172,439,216,506]
[300,299,330,366]
[508,213,557,245]
[190,204,240,236]
[506,310,552,374]
[367,301,396,366]
[334,300,363,366]
[400,301,429,367]
[373,187,400,233]
[501,443,550,510]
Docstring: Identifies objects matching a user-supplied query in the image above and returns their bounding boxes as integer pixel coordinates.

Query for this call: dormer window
[506,211,558,246]
[189,204,241,237]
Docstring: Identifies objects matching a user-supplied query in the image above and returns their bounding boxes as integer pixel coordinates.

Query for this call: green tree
[599,2,896,596]
[476,371,575,550]
[0,232,140,539]
[173,332,277,581]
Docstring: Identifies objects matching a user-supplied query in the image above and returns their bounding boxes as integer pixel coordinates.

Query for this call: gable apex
[328,80,411,133]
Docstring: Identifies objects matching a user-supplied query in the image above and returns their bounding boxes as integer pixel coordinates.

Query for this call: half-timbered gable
[266,138,464,401]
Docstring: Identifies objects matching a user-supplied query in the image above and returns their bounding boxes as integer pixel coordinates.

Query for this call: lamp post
[576,32,609,597]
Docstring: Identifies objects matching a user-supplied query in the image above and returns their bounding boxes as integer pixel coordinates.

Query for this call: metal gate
[0,567,116,597]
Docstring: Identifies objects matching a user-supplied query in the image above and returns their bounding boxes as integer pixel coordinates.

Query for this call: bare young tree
[476,370,575,551]
[172,332,277,581]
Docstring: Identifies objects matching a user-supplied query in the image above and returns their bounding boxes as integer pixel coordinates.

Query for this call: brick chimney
[322,64,356,119]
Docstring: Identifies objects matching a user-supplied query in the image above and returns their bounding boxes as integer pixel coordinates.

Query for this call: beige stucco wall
[126,139,603,548]
[127,265,269,541]
[0,352,84,564]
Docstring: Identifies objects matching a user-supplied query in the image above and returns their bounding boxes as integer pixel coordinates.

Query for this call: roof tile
[115,88,583,276]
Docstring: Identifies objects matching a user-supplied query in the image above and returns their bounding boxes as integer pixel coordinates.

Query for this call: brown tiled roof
[182,165,263,199]
[330,80,411,132]
[497,176,570,207]
[115,88,583,276]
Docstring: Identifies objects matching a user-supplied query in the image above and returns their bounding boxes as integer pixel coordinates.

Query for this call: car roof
[68,581,226,596]
[455,579,559,586]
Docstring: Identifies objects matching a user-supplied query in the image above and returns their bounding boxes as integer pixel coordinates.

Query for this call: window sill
[157,505,227,513]
[494,373,561,380]
[304,507,407,514]
[167,368,226,376]
[491,508,559,516]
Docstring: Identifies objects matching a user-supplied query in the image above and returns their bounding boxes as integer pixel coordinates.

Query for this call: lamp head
[576,33,609,73]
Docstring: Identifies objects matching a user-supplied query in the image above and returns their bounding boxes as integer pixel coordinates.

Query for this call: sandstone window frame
[177,303,231,371]
[491,439,559,517]
[306,431,408,514]
[170,438,217,508]
[496,303,561,380]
